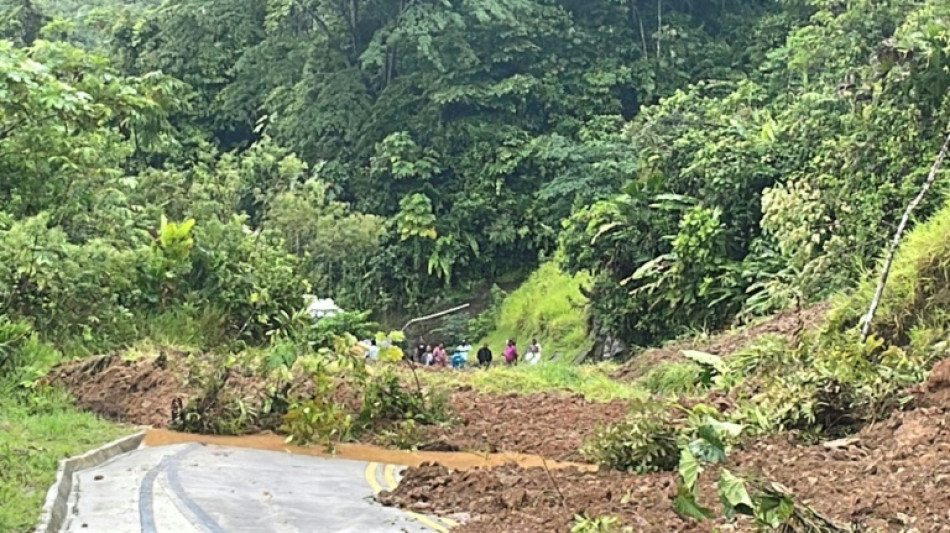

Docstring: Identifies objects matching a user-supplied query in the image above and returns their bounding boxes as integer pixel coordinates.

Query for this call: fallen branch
[860,124,950,343]
[540,457,567,509]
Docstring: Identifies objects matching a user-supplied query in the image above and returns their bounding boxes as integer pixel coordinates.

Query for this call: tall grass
[828,198,950,345]
[481,262,591,359]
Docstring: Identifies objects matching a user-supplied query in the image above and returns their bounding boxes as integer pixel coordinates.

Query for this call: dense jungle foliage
[0,0,948,363]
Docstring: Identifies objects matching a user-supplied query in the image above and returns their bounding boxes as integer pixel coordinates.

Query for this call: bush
[580,399,680,472]
[359,370,450,427]
[0,317,35,381]
[374,419,425,450]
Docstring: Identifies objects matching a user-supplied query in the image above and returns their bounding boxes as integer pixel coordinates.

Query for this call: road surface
[60,442,456,532]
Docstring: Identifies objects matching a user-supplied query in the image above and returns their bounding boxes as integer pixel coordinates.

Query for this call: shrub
[580,399,680,472]
[0,317,35,381]
[374,419,425,450]
[359,370,450,427]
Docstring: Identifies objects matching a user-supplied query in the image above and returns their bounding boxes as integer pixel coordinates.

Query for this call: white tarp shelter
[304,295,342,319]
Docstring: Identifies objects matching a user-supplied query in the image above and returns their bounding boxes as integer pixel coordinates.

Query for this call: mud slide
[379,358,950,532]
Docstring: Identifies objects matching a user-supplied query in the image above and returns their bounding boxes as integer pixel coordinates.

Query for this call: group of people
[410,340,473,369]
[410,337,543,369]
[363,335,545,369]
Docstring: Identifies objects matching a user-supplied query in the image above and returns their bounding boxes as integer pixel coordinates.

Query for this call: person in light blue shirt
[365,339,380,361]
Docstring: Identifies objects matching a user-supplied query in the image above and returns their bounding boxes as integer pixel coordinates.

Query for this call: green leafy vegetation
[580,398,679,473]
[480,262,590,359]
[2,0,950,528]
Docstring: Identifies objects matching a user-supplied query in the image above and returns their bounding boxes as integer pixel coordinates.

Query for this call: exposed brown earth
[420,387,629,461]
[378,357,950,532]
[48,351,630,461]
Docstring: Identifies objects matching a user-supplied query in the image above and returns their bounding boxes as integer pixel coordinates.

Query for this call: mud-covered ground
[420,387,628,460]
[48,352,629,461]
[49,345,950,532]
[380,359,950,532]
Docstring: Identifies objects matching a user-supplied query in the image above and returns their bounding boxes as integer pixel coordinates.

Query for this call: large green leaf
[681,350,727,375]
[677,447,703,490]
[672,483,713,521]
[717,468,754,517]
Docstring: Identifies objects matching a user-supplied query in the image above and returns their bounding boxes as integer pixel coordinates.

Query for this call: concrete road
[61,443,455,533]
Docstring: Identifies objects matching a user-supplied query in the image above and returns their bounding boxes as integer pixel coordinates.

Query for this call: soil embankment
[613,302,830,381]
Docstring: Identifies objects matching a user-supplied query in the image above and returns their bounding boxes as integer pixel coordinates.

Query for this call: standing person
[433,343,447,367]
[415,337,427,364]
[503,339,518,366]
[366,339,380,361]
[525,338,541,365]
[457,340,472,361]
[476,343,493,368]
[450,348,467,369]
[423,345,434,366]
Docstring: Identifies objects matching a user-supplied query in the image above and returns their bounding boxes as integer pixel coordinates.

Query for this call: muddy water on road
[144,428,595,471]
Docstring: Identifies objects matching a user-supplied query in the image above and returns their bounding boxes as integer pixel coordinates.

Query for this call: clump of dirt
[48,349,192,427]
[420,388,629,461]
[378,462,701,533]
[614,302,830,381]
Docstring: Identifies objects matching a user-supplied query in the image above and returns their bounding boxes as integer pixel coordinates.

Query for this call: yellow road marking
[406,511,449,533]
[364,462,383,494]
[368,462,455,531]
[383,463,398,491]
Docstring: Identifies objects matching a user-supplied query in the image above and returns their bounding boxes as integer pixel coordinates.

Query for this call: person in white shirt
[525,338,542,364]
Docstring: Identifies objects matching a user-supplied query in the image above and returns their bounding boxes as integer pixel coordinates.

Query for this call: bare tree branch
[860,122,950,343]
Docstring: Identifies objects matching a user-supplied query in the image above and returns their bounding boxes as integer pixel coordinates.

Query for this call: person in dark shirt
[476,343,493,369]
[414,337,426,364]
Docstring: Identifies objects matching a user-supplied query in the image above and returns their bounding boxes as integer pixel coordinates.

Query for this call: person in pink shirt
[432,343,447,367]
[503,339,518,366]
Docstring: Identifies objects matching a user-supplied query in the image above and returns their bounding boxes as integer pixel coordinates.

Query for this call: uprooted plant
[359,370,450,425]
[672,415,851,532]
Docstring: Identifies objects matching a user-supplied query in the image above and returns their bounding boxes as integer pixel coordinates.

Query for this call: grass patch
[413,362,646,402]
[828,198,950,345]
[0,391,130,533]
[481,262,590,359]
[637,361,707,395]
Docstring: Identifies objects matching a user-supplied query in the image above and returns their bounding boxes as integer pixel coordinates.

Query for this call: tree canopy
[0,0,948,352]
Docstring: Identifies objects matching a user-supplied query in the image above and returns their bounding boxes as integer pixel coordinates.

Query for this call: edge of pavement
[35,429,148,533]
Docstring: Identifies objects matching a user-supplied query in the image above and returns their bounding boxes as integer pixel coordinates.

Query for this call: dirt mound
[386,360,950,532]
[378,462,702,533]
[49,349,191,427]
[421,388,629,461]
[614,302,830,381]
[730,359,950,531]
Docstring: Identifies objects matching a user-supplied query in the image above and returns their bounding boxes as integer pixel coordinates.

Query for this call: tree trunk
[860,124,950,343]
